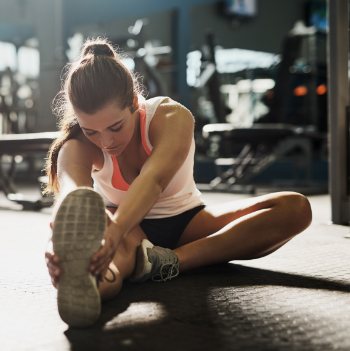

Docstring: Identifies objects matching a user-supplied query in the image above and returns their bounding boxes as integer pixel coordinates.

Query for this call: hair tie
[83,44,114,58]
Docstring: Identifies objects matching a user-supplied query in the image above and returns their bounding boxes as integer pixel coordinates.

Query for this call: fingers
[50,269,59,289]
[45,251,52,264]
[89,243,114,278]
[45,235,114,284]
[90,253,111,277]
[95,258,111,276]
[91,231,117,263]
[45,251,61,285]
[45,251,60,263]
[90,238,108,263]
[45,252,60,271]
[90,245,110,272]
[48,261,61,276]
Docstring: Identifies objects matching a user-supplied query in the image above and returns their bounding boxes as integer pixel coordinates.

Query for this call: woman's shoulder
[60,131,104,169]
[150,97,190,116]
[153,97,193,121]
[148,97,194,144]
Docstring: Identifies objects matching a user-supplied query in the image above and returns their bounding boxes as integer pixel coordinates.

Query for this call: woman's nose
[100,133,114,148]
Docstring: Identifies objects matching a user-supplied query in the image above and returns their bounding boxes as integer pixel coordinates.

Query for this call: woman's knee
[279,192,312,234]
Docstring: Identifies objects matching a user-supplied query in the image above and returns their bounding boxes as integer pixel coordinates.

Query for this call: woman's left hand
[89,211,121,281]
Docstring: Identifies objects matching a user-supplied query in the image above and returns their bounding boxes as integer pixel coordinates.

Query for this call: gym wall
[190,0,306,54]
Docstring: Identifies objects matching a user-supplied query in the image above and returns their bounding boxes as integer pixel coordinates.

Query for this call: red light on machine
[294,86,308,96]
[316,84,327,95]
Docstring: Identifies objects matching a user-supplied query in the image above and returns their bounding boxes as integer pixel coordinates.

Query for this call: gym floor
[0,185,349,351]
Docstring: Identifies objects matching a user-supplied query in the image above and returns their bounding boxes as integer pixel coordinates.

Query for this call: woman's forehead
[75,104,129,130]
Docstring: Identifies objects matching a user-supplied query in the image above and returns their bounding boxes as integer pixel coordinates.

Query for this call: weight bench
[202,123,316,192]
[0,132,61,210]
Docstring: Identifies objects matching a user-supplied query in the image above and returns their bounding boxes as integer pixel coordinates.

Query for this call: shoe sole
[129,239,154,283]
[52,188,106,328]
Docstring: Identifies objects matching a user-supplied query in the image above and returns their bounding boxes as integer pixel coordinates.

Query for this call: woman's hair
[43,37,144,196]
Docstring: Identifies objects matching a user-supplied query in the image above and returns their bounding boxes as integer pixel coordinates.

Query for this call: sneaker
[129,239,179,283]
[52,187,106,328]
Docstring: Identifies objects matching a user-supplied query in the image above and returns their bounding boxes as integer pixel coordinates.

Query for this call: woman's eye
[86,131,96,136]
[110,126,122,132]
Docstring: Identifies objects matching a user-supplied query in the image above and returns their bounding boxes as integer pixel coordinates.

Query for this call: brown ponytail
[43,37,145,196]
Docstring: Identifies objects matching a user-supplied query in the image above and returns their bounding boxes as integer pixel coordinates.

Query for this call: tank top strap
[139,95,169,155]
[139,100,151,156]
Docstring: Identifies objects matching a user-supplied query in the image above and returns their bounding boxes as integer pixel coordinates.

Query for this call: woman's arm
[50,139,97,216]
[90,100,195,276]
[57,140,94,192]
[115,101,194,235]
[46,137,102,287]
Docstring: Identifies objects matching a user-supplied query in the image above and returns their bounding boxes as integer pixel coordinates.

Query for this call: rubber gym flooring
[0,185,349,351]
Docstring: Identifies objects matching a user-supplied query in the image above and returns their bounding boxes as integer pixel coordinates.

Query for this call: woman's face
[74,102,137,156]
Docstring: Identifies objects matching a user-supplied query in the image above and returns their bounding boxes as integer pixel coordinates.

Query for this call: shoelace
[104,267,116,283]
[152,263,179,282]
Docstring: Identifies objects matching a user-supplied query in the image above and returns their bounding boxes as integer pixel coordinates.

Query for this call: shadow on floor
[64,263,350,351]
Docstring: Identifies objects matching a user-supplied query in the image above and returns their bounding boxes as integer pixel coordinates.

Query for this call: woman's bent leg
[98,224,147,301]
[174,192,312,272]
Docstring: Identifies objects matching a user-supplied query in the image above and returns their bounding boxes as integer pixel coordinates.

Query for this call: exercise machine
[199,25,327,194]
[0,132,60,209]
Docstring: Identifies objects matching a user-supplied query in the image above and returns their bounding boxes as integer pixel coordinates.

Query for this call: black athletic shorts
[139,205,206,249]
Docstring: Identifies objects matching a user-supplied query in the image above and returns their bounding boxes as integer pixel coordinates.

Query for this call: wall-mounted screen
[309,1,327,32]
[223,0,257,18]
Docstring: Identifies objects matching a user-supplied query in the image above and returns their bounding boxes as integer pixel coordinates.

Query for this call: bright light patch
[18,47,40,78]
[67,33,84,62]
[0,42,17,72]
[186,50,202,87]
[121,57,135,71]
[252,79,275,93]
[17,85,32,99]
[104,302,167,329]
[215,48,280,74]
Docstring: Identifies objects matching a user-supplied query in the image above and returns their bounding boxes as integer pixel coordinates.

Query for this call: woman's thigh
[176,191,310,248]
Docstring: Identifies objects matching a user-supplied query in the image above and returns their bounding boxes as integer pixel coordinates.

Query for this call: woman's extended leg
[174,192,312,272]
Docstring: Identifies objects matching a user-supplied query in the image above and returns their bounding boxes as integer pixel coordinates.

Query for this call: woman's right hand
[45,239,61,289]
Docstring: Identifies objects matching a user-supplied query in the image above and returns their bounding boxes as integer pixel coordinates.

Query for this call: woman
[45,38,312,328]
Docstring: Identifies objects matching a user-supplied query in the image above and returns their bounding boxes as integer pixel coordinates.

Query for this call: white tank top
[91,95,204,219]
